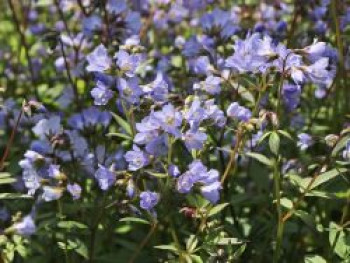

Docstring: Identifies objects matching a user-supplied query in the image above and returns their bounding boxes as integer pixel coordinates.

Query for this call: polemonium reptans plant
[0,0,349,262]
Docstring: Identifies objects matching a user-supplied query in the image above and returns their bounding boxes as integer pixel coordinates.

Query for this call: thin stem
[128,223,157,263]
[0,102,24,171]
[220,129,243,184]
[169,217,184,263]
[58,200,69,263]
[7,0,38,97]
[58,39,80,108]
[273,157,284,263]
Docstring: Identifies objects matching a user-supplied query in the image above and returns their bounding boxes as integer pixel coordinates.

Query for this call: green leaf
[295,210,317,230]
[304,255,327,263]
[0,172,12,179]
[214,237,244,245]
[106,132,132,140]
[57,221,88,229]
[245,152,273,167]
[280,198,293,209]
[310,168,347,190]
[332,136,349,157]
[110,112,132,136]
[329,222,350,259]
[186,235,198,253]
[277,130,293,140]
[0,177,17,185]
[73,239,89,259]
[233,244,246,259]
[119,217,150,225]
[154,244,178,252]
[269,132,280,155]
[208,203,229,217]
[145,171,168,178]
[0,193,32,199]
[257,131,272,145]
[190,254,203,263]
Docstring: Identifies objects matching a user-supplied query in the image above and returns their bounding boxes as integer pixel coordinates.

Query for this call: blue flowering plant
[0,0,349,262]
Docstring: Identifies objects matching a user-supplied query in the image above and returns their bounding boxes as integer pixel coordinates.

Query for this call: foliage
[0,0,349,262]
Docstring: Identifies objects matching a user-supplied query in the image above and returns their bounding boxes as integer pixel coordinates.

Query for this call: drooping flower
[177,172,195,193]
[94,165,116,190]
[42,186,64,202]
[282,83,301,111]
[342,140,350,160]
[194,75,222,95]
[226,102,252,122]
[168,164,180,178]
[67,183,82,200]
[14,215,36,236]
[139,191,159,210]
[32,116,61,140]
[176,160,221,203]
[200,181,222,204]
[297,133,313,151]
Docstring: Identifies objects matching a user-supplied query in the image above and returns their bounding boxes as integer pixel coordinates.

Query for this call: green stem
[273,158,284,263]
[128,222,157,263]
[58,200,69,263]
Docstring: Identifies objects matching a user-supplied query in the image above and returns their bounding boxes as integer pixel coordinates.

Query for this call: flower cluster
[0,1,349,262]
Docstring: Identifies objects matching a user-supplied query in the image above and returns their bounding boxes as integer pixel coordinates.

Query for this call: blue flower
[139,191,159,210]
[125,11,142,35]
[142,72,169,102]
[168,164,180,177]
[125,145,149,171]
[145,135,168,156]
[204,99,226,127]
[282,83,301,111]
[83,15,102,36]
[303,41,326,58]
[177,172,195,193]
[194,75,222,95]
[226,102,252,122]
[190,56,213,75]
[342,140,350,160]
[200,181,222,204]
[91,81,114,105]
[14,215,36,236]
[42,186,64,202]
[225,33,266,73]
[48,164,62,179]
[153,104,182,137]
[183,128,207,151]
[305,58,331,85]
[176,160,222,203]
[94,165,116,191]
[32,116,61,140]
[107,0,127,14]
[200,8,239,39]
[183,98,207,128]
[117,77,143,104]
[86,44,112,73]
[67,183,82,200]
[127,180,135,198]
[115,50,144,77]
[0,207,9,221]
[297,133,313,151]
